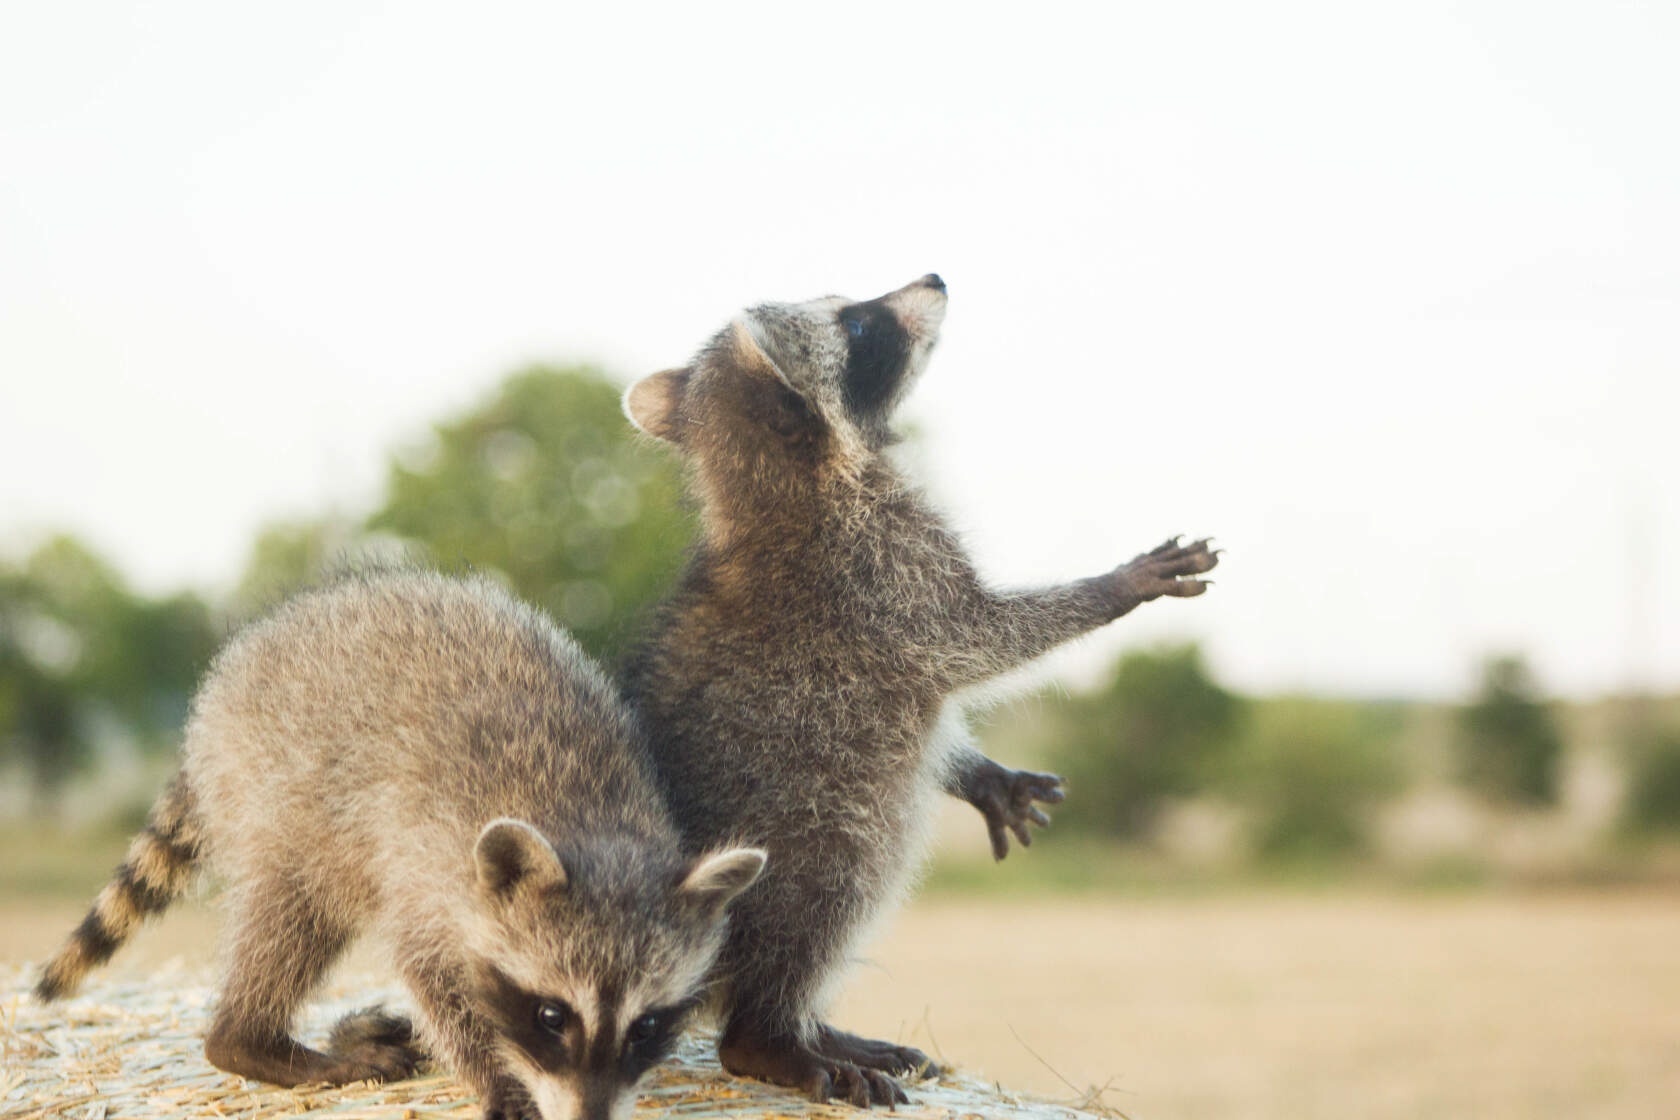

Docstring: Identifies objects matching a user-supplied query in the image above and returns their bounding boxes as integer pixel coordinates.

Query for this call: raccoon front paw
[720,1027,911,1108]
[958,761,1064,861]
[480,1077,539,1120]
[325,1005,424,1082]
[1105,536,1219,617]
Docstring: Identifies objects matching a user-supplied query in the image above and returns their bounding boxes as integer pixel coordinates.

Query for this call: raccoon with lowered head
[621,275,1218,1106]
[35,570,765,1120]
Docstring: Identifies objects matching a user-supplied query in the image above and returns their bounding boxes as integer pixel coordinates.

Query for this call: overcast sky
[2,2,1675,699]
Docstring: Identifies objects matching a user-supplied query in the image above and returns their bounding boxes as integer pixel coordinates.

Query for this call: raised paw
[325,1005,424,1082]
[1106,536,1219,616]
[955,758,1064,861]
[720,1024,912,1108]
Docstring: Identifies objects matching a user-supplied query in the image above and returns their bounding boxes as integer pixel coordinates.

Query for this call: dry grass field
[6,888,1678,1120]
[837,892,1680,1120]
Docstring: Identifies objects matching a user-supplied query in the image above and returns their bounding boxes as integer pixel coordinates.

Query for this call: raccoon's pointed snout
[892,274,948,323]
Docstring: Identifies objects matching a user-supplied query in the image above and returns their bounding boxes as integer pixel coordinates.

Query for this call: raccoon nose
[920,273,946,292]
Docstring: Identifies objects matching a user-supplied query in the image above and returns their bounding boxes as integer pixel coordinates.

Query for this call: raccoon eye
[535,1000,570,1035]
[627,1012,662,1047]
[843,317,865,339]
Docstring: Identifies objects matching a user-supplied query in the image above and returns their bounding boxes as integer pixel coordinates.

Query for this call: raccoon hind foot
[720,1024,912,1108]
[326,1005,425,1080]
[814,1022,940,1079]
[206,1023,415,1088]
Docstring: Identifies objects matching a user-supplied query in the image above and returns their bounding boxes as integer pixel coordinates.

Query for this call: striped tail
[34,773,204,1001]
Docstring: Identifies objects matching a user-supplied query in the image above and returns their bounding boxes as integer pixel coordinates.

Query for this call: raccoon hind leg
[205,884,413,1087]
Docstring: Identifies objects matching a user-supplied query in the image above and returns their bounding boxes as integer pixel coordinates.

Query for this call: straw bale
[2,965,1106,1120]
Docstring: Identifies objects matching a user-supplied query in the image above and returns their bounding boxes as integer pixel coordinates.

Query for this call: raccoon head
[624,273,948,469]
[469,818,765,1120]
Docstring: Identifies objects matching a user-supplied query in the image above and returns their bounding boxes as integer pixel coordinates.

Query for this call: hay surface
[2,965,1105,1120]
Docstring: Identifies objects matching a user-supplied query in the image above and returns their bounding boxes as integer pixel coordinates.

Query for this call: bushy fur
[37,570,764,1120]
[622,275,1218,1105]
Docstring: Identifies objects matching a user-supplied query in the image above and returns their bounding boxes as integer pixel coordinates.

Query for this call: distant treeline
[4,366,1679,854]
[1013,644,1680,863]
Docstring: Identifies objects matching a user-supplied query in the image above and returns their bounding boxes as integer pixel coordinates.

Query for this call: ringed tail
[33,773,204,1001]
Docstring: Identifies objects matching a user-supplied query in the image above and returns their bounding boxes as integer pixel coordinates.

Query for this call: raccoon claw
[815,1061,910,1108]
[876,1069,912,1107]
[1105,536,1219,616]
[955,758,1064,861]
[814,1022,938,1079]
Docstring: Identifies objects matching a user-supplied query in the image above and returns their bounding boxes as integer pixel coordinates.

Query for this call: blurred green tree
[368,366,690,664]
[1047,643,1244,840]
[1456,655,1564,807]
[0,536,218,809]
[1622,727,1680,836]
[1225,697,1407,860]
[229,515,371,620]
[0,614,87,808]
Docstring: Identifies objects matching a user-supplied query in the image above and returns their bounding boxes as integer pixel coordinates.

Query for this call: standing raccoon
[35,570,765,1120]
[621,275,1219,1105]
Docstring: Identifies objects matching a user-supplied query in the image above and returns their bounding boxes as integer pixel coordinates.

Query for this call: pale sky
[2,2,1675,699]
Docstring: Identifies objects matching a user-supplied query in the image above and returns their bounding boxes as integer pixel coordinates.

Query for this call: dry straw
[2,965,1103,1120]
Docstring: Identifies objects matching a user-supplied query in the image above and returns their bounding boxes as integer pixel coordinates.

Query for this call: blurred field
[7,878,1678,1120]
[837,891,1680,1120]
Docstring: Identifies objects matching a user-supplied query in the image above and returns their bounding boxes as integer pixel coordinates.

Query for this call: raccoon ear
[624,368,691,442]
[727,319,792,388]
[677,847,767,913]
[475,818,568,897]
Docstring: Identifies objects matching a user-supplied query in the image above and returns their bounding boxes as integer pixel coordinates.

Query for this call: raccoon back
[186,571,668,893]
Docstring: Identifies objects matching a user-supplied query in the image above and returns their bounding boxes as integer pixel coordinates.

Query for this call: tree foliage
[1039,644,1413,859]
[228,516,372,621]
[368,366,689,665]
[1224,697,1407,859]
[1046,643,1244,840]
[0,536,218,806]
[1456,655,1564,807]
[1622,727,1680,836]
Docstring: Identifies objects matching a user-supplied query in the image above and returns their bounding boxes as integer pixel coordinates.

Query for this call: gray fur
[621,275,1218,1104]
[37,570,764,1120]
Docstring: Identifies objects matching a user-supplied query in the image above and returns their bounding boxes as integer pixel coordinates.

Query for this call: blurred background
[2,4,1677,1118]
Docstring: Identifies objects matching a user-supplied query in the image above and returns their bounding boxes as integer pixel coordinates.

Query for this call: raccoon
[620,274,1218,1106]
[35,570,765,1120]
